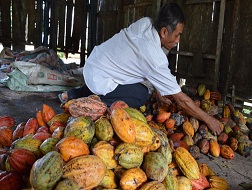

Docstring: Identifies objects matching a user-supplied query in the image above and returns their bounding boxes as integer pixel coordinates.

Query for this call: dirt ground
[0,77,252,189]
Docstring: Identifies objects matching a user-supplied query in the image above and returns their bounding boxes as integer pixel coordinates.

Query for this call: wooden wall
[0,0,252,98]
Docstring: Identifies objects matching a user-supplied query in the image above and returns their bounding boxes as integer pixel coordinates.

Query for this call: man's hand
[205,117,223,136]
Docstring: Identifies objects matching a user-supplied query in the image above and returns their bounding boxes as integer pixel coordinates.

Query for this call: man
[59,2,223,135]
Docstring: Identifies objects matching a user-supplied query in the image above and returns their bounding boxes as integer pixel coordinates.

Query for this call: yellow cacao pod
[173,147,200,180]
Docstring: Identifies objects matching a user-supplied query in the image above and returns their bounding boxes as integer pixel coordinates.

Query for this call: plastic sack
[0,61,83,92]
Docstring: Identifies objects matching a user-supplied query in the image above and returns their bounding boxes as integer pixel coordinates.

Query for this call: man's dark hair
[154,2,185,35]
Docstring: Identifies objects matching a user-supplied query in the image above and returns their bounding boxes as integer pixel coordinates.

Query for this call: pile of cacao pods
[0,84,250,189]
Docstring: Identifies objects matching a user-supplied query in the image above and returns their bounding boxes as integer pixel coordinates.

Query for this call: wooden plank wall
[173,1,219,88]
[0,0,41,51]
[0,0,252,100]
[219,0,252,99]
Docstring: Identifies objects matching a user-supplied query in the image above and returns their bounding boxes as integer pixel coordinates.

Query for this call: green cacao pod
[92,140,118,169]
[94,116,114,141]
[198,84,206,96]
[30,151,65,190]
[11,134,42,158]
[153,128,173,164]
[132,118,155,147]
[124,107,147,123]
[162,169,178,190]
[142,152,168,182]
[39,137,60,155]
[64,116,95,144]
[115,142,143,169]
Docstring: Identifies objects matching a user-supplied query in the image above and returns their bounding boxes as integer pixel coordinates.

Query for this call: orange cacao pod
[120,168,147,190]
[220,145,235,159]
[208,175,230,190]
[209,139,220,157]
[42,104,56,123]
[110,108,136,143]
[56,136,90,162]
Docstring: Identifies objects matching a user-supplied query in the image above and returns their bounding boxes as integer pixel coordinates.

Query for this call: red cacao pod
[0,116,15,128]
[23,118,39,137]
[12,122,26,141]
[0,126,13,147]
[0,171,23,190]
[33,132,52,142]
[9,148,37,175]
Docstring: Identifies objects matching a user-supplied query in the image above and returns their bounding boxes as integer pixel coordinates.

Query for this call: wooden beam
[169,50,216,59]
[213,0,226,90]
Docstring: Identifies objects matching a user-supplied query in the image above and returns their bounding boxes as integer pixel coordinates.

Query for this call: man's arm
[172,91,223,135]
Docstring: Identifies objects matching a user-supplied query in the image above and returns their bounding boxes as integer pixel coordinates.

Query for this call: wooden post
[213,0,225,90]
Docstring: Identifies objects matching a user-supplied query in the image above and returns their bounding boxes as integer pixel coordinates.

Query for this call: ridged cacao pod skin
[98,169,117,189]
[203,89,211,100]
[30,151,65,190]
[220,145,235,159]
[42,104,56,123]
[208,175,230,190]
[12,122,26,141]
[131,118,155,147]
[56,136,90,162]
[115,142,143,169]
[9,148,37,175]
[109,100,129,114]
[182,121,194,137]
[142,152,168,182]
[92,140,118,169]
[209,139,220,157]
[55,179,79,190]
[110,108,136,143]
[149,133,161,151]
[177,176,192,190]
[124,107,147,123]
[0,171,24,190]
[153,128,173,164]
[39,137,60,155]
[23,117,39,137]
[47,113,70,127]
[68,97,107,121]
[64,116,95,144]
[139,181,166,190]
[198,163,210,177]
[191,172,210,190]
[0,126,13,147]
[120,168,147,190]
[63,155,106,190]
[162,169,178,190]
[198,84,206,96]
[173,147,200,180]
[95,116,114,141]
[11,134,42,158]
[0,116,15,128]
